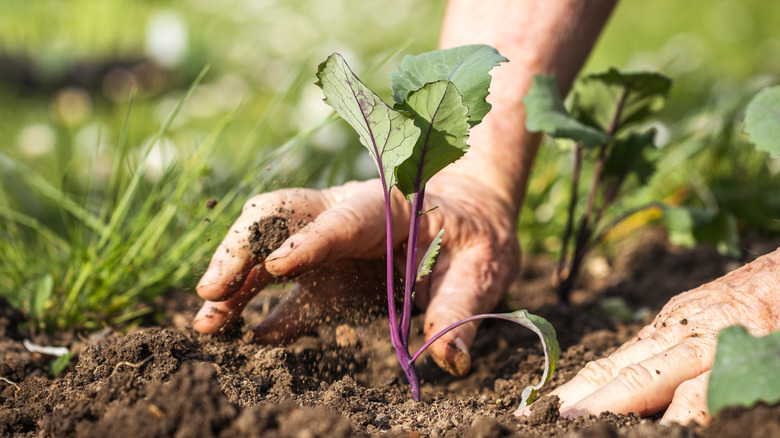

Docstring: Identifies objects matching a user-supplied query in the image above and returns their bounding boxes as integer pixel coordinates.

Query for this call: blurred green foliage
[1,0,779,329]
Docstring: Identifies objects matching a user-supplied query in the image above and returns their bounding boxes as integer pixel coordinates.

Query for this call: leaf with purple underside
[316,53,421,191]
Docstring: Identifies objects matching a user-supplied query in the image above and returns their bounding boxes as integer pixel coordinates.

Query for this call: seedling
[315,46,558,405]
[525,70,675,305]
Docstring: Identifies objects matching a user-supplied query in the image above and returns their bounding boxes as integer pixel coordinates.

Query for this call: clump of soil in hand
[248,215,291,260]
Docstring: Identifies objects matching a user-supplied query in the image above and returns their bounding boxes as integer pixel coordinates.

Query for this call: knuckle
[614,363,656,393]
[575,357,617,387]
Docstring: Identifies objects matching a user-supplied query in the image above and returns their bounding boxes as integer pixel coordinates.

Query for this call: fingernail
[265,242,294,261]
[193,304,220,322]
[449,337,471,376]
[514,406,532,417]
[198,268,220,288]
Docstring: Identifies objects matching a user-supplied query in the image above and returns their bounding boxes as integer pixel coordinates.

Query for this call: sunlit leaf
[743,86,780,157]
[524,75,610,148]
[661,206,740,257]
[708,325,780,415]
[395,81,470,198]
[389,44,506,127]
[316,53,421,191]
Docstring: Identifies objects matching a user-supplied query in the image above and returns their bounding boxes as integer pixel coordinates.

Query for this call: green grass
[0,65,331,331]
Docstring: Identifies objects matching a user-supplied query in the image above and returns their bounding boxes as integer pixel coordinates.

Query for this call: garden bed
[2,231,779,437]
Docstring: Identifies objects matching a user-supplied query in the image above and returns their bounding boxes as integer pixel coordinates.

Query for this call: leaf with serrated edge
[524,75,610,148]
[390,45,506,127]
[744,86,780,157]
[395,81,470,198]
[708,325,780,415]
[316,53,421,190]
[416,228,444,282]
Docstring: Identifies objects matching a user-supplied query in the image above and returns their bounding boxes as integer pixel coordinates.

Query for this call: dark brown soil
[2,231,779,437]
[248,214,291,260]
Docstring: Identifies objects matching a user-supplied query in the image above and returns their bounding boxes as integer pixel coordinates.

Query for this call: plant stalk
[401,189,425,345]
[556,85,630,304]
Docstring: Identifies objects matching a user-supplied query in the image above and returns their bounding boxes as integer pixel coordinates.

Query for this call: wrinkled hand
[193,175,520,376]
[518,248,780,425]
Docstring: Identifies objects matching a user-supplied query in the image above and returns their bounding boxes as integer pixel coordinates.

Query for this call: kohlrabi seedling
[315,45,559,405]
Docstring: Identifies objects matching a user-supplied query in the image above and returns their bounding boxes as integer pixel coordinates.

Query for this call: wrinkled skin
[517,248,780,425]
[194,175,520,376]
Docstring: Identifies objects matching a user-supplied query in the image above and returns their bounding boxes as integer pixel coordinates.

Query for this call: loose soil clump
[1,231,778,437]
[248,215,290,260]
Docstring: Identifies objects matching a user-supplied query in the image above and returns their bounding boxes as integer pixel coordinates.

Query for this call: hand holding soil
[193,176,520,376]
[519,248,780,425]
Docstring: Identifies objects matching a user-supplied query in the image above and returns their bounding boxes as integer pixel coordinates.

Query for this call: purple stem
[377,177,420,400]
[410,313,517,363]
[401,188,425,345]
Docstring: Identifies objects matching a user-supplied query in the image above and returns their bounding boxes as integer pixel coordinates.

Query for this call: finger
[264,185,409,277]
[551,324,684,407]
[558,334,716,417]
[193,264,274,334]
[421,246,509,376]
[197,189,326,302]
[660,371,712,426]
[254,258,386,344]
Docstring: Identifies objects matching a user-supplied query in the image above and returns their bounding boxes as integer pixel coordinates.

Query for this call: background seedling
[524,69,741,306]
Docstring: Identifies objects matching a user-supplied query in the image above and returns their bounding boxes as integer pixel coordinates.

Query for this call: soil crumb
[248,214,290,260]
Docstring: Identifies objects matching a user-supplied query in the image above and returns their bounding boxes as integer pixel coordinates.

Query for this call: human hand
[193,175,520,376]
[516,248,780,425]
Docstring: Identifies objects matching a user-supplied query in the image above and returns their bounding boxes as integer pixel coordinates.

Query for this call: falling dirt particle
[335,324,358,347]
[662,321,667,327]
[655,370,661,375]
[679,318,688,325]
[206,199,218,209]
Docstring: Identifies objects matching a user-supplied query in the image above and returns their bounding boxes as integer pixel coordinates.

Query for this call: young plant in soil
[315,45,559,405]
[524,69,676,305]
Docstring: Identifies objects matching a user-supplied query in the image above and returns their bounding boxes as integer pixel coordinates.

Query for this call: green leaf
[661,206,740,257]
[416,228,444,282]
[316,53,421,190]
[708,325,780,415]
[394,81,470,198]
[524,75,610,148]
[603,129,659,185]
[389,44,506,127]
[410,309,559,408]
[662,205,715,248]
[49,352,73,376]
[500,310,560,408]
[575,69,672,131]
[585,68,672,99]
[744,86,780,157]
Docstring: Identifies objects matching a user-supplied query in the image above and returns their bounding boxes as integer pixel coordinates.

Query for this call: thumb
[422,247,510,376]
